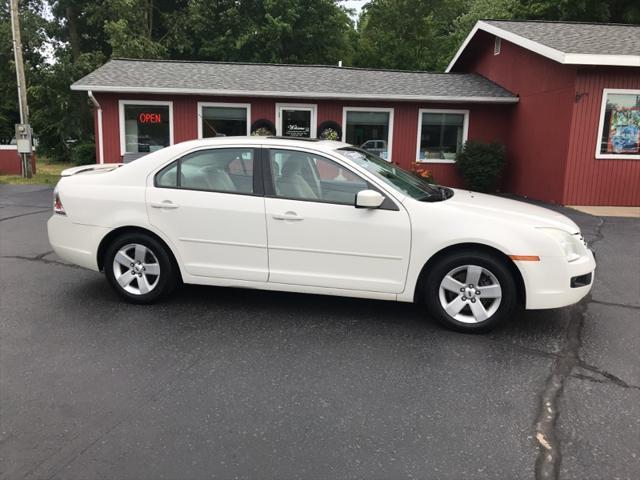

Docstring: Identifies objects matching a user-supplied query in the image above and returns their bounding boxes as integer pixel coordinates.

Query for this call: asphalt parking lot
[1,184,639,480]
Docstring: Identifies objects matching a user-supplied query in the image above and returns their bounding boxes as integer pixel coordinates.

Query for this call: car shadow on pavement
[77,273,571,358]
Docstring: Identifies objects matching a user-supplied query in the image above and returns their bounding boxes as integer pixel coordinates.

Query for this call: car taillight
[53,187,66,215]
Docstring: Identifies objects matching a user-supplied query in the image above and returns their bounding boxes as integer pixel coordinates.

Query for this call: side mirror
[355,189,385,209]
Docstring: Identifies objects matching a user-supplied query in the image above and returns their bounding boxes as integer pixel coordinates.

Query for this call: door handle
[273,212,304,221]
[150,200,179,209]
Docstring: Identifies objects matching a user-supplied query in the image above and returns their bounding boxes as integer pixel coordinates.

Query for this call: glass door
[276,104,317,138]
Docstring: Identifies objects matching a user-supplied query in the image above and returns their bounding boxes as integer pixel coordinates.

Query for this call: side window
[270,149,368,205]
[156,161,178,187]
[156,148,254,193]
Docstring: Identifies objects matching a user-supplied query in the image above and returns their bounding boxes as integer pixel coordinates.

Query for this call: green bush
[455,141,506,193]
[70,142,96,166]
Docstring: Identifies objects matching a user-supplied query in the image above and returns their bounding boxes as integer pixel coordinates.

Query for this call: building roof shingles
[71,59,517,101]
[484,20,640,56]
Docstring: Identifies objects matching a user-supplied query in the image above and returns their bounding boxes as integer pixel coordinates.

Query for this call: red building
[448,20,640,206]
[72,20,639,206]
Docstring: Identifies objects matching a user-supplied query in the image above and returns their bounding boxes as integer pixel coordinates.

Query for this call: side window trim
[261,147,398,211]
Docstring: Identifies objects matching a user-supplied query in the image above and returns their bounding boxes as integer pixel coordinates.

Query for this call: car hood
[443,189,579,233]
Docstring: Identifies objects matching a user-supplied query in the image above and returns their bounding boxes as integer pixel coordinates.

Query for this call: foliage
[354,0,465,71]
[0,0,48,144]
[411,162,434,183]
[2,0,638,162]
[251,127,274,136]
[455,141,507,193]
[319,127,339,140]
[70,141,97,165]
[354,0,640,71]
[0,157,72,185]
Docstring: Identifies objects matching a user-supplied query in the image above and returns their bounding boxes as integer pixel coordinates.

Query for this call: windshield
[336,147,447,200]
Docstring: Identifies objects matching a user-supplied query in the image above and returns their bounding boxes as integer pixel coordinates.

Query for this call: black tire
[422,250,519,333]
[104,232,178,304]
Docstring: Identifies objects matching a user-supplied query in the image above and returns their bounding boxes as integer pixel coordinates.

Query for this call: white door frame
[275,103,317,138]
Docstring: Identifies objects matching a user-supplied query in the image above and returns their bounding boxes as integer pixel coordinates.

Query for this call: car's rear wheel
[422,251,519,332]
[104,233,177,304]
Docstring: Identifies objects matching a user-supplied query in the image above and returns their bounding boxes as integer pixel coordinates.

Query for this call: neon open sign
[138,112,162,124]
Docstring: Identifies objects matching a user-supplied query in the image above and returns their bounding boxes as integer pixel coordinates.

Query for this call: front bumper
[517,250,596,310]
[47,215,109,271]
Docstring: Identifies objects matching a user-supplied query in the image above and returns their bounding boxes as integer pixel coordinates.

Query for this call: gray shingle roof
[71,59,518,102]
[484,20,640,57]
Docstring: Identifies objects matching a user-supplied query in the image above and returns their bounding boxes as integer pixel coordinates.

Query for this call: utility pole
[10,0,33,178]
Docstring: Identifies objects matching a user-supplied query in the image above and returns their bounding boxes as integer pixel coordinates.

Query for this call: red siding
[455,30,640,206]
[456,31,577,204]
[0,148,36,175]
[564,68,640,206]
[92,92,512,189]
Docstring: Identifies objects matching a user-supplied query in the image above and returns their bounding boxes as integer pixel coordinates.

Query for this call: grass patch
[0,160,73,185]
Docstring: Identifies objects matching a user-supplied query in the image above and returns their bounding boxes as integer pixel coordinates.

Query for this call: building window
[596,89,640,159]
[276,103,317,138]
[119,101,173,155]
[494,37,501,55]
[342,108,393,161]
[417,109,469,162]
[198,103,251,138]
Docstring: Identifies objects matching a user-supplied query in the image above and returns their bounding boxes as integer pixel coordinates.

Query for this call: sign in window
[282,110,312,138]
[597,90,640,159]
[123,104,170,154]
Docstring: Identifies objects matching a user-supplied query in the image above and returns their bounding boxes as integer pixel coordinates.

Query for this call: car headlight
[538,228,585,262]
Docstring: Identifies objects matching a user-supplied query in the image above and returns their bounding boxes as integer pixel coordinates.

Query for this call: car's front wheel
[104,233,178,304]
[422,251,519,332]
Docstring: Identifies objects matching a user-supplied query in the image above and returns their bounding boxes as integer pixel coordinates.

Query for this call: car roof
[175,136,350,153]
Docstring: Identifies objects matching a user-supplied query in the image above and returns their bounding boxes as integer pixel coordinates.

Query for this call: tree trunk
[66,6,80,61]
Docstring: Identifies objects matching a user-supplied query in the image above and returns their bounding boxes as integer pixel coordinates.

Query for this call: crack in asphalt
[0,208,50,222]
[533,217,606,480]
[589,299,640,310]
[0,202,50,208]
[533,299,586,480]
[0,251,85,270]
[571,372,640,391]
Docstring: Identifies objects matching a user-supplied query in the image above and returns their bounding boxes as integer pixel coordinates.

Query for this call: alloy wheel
[112,243,161,295]
[438,264,502,323]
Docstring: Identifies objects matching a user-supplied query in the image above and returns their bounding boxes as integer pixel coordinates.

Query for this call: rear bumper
[518,250,596,310]
[47,215,109,271]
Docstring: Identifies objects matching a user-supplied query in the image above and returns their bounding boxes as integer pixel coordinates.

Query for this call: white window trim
[595,88,640,160]
[118,99,174,156]
[416,108,469,163]
[275,103,317,138]
[197,102,251,138]
[341,106,394,162]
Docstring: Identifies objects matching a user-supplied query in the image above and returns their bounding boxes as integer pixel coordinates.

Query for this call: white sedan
[48,137,595,332]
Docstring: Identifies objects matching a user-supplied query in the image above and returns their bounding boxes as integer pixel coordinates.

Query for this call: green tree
[354,0,465,71]
[0,0,48,144]
[450,0,519,48]
[187,0,354,64]
[517,0,640,23]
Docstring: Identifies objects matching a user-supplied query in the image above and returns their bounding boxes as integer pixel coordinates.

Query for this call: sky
[341,0,367,18]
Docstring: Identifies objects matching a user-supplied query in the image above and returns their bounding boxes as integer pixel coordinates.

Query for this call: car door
[147,147,268,282]
[264,147,411,294]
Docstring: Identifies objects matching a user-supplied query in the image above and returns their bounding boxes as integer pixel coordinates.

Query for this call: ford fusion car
[48,137,595,332]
